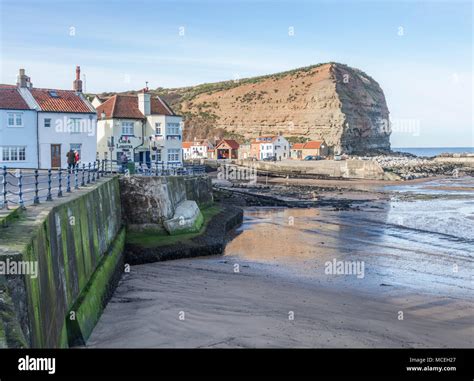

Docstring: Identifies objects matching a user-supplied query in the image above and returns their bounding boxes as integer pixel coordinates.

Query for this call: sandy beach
[88,176,474,348]
[87,254,473,348]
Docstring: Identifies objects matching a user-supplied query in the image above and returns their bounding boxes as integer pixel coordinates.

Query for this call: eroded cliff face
[332,64,391,153]
[174,63,390,153]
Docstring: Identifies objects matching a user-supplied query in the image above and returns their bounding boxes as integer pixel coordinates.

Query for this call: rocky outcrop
[163,200,204,235]
[119,175,213,232]
[155,62,391,154]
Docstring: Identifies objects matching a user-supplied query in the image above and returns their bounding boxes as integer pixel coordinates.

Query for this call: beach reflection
[224,202,474,297]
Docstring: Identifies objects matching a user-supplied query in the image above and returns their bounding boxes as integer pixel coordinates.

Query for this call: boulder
[164,200,204,235]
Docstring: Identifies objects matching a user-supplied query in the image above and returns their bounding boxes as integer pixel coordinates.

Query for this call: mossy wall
[120,175,213,231]
[0,177,123,348]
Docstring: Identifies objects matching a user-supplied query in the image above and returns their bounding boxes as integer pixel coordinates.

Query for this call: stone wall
[120,175,213,232]
[235,159,385,180]
[0,177,123,348]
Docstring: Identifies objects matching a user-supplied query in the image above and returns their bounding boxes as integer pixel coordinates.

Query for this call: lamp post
[107,136,114,173]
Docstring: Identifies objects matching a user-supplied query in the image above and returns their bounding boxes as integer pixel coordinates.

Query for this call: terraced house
[250,135,290,161]
[96,89,183,165]
[0,67,97,169]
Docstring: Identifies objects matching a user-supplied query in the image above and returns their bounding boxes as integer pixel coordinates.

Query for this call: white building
[0,84,38,168]
[0,67,97,169]
[251,135,290,161]
[96,89,182,165]
[182,139,214,160]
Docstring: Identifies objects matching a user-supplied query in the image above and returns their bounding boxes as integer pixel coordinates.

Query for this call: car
[304,155,322,161]
[262,156,276,161]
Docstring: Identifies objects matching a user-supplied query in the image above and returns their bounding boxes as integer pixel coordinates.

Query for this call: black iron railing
[1,160,206,209]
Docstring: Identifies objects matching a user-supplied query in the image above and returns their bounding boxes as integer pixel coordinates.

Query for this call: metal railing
[1,162,101,210]
[1,160,206,209]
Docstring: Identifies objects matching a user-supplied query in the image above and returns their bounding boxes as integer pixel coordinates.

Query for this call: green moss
[168,210,204,236]
[0,206,25,228]
[0,277,28,348]
[126,204,221,248]
[66,227,125,345]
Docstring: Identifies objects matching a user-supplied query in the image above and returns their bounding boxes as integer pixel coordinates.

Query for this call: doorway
[51,144,61,168]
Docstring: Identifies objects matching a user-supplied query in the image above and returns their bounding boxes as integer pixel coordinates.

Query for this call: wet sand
[88,177,473,348]
[87,255,473,348]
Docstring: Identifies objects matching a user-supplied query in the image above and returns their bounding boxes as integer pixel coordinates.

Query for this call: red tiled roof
[182,142,193,148]
[0,87,32,110]
[97,94,175,120]
[291,141,324,150]
[151,96,174,116]
[303,141,323,149]
[216,139,239,149]
[30,88,93,113]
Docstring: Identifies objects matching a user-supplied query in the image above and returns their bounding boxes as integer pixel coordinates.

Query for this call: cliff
[101,62,391,154]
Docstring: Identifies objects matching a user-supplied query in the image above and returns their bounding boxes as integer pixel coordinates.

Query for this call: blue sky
[0,0,472,147]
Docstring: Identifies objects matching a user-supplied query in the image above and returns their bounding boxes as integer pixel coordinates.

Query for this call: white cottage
[250,135,290,161]
[0,84,38,168]
[0,67,97,169]
[96,89,182,165]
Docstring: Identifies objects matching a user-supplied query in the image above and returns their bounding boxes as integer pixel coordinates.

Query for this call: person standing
[66,149,75,172]
[120,152,128,173]
[74,150,80,169]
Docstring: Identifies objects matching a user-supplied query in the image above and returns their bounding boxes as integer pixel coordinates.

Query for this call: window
[121,121,134,136]
[7,113,22,127]
[44,118,51,128]
[152,150,162,162]
[0,146,26,162]
[167,149,180,162]
[166,123,180,135]
[155,122,162,135]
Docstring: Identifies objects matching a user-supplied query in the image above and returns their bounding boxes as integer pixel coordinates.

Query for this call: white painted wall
[145,115,183,164]
[258,137,289,160]
[273,136,290,160]
[97,118,144,161]
[0,109,38,168]
[97,114,183,165]
[38,112,97,168]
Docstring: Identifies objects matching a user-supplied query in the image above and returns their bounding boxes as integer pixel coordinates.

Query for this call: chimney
[138,87,151,116]
[17,68,33,88]
[73,66,83,92]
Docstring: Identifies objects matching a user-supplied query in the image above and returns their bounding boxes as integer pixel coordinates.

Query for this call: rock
[164,200,204,235]
[159,62,391,154]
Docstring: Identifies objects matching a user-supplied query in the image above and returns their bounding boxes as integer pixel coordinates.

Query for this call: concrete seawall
[234,159,386,180]
[120,175,213,233]
[0,177,123,348]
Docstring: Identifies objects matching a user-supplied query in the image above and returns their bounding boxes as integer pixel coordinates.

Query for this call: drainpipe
[132,119,146,163]
[36,112,40,169]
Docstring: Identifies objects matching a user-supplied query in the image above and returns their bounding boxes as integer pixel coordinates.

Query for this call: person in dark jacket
[66,150,75,172]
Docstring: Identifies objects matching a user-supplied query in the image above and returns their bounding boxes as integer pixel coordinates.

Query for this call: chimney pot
[73,65,83,92]
[17,68,32,88]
